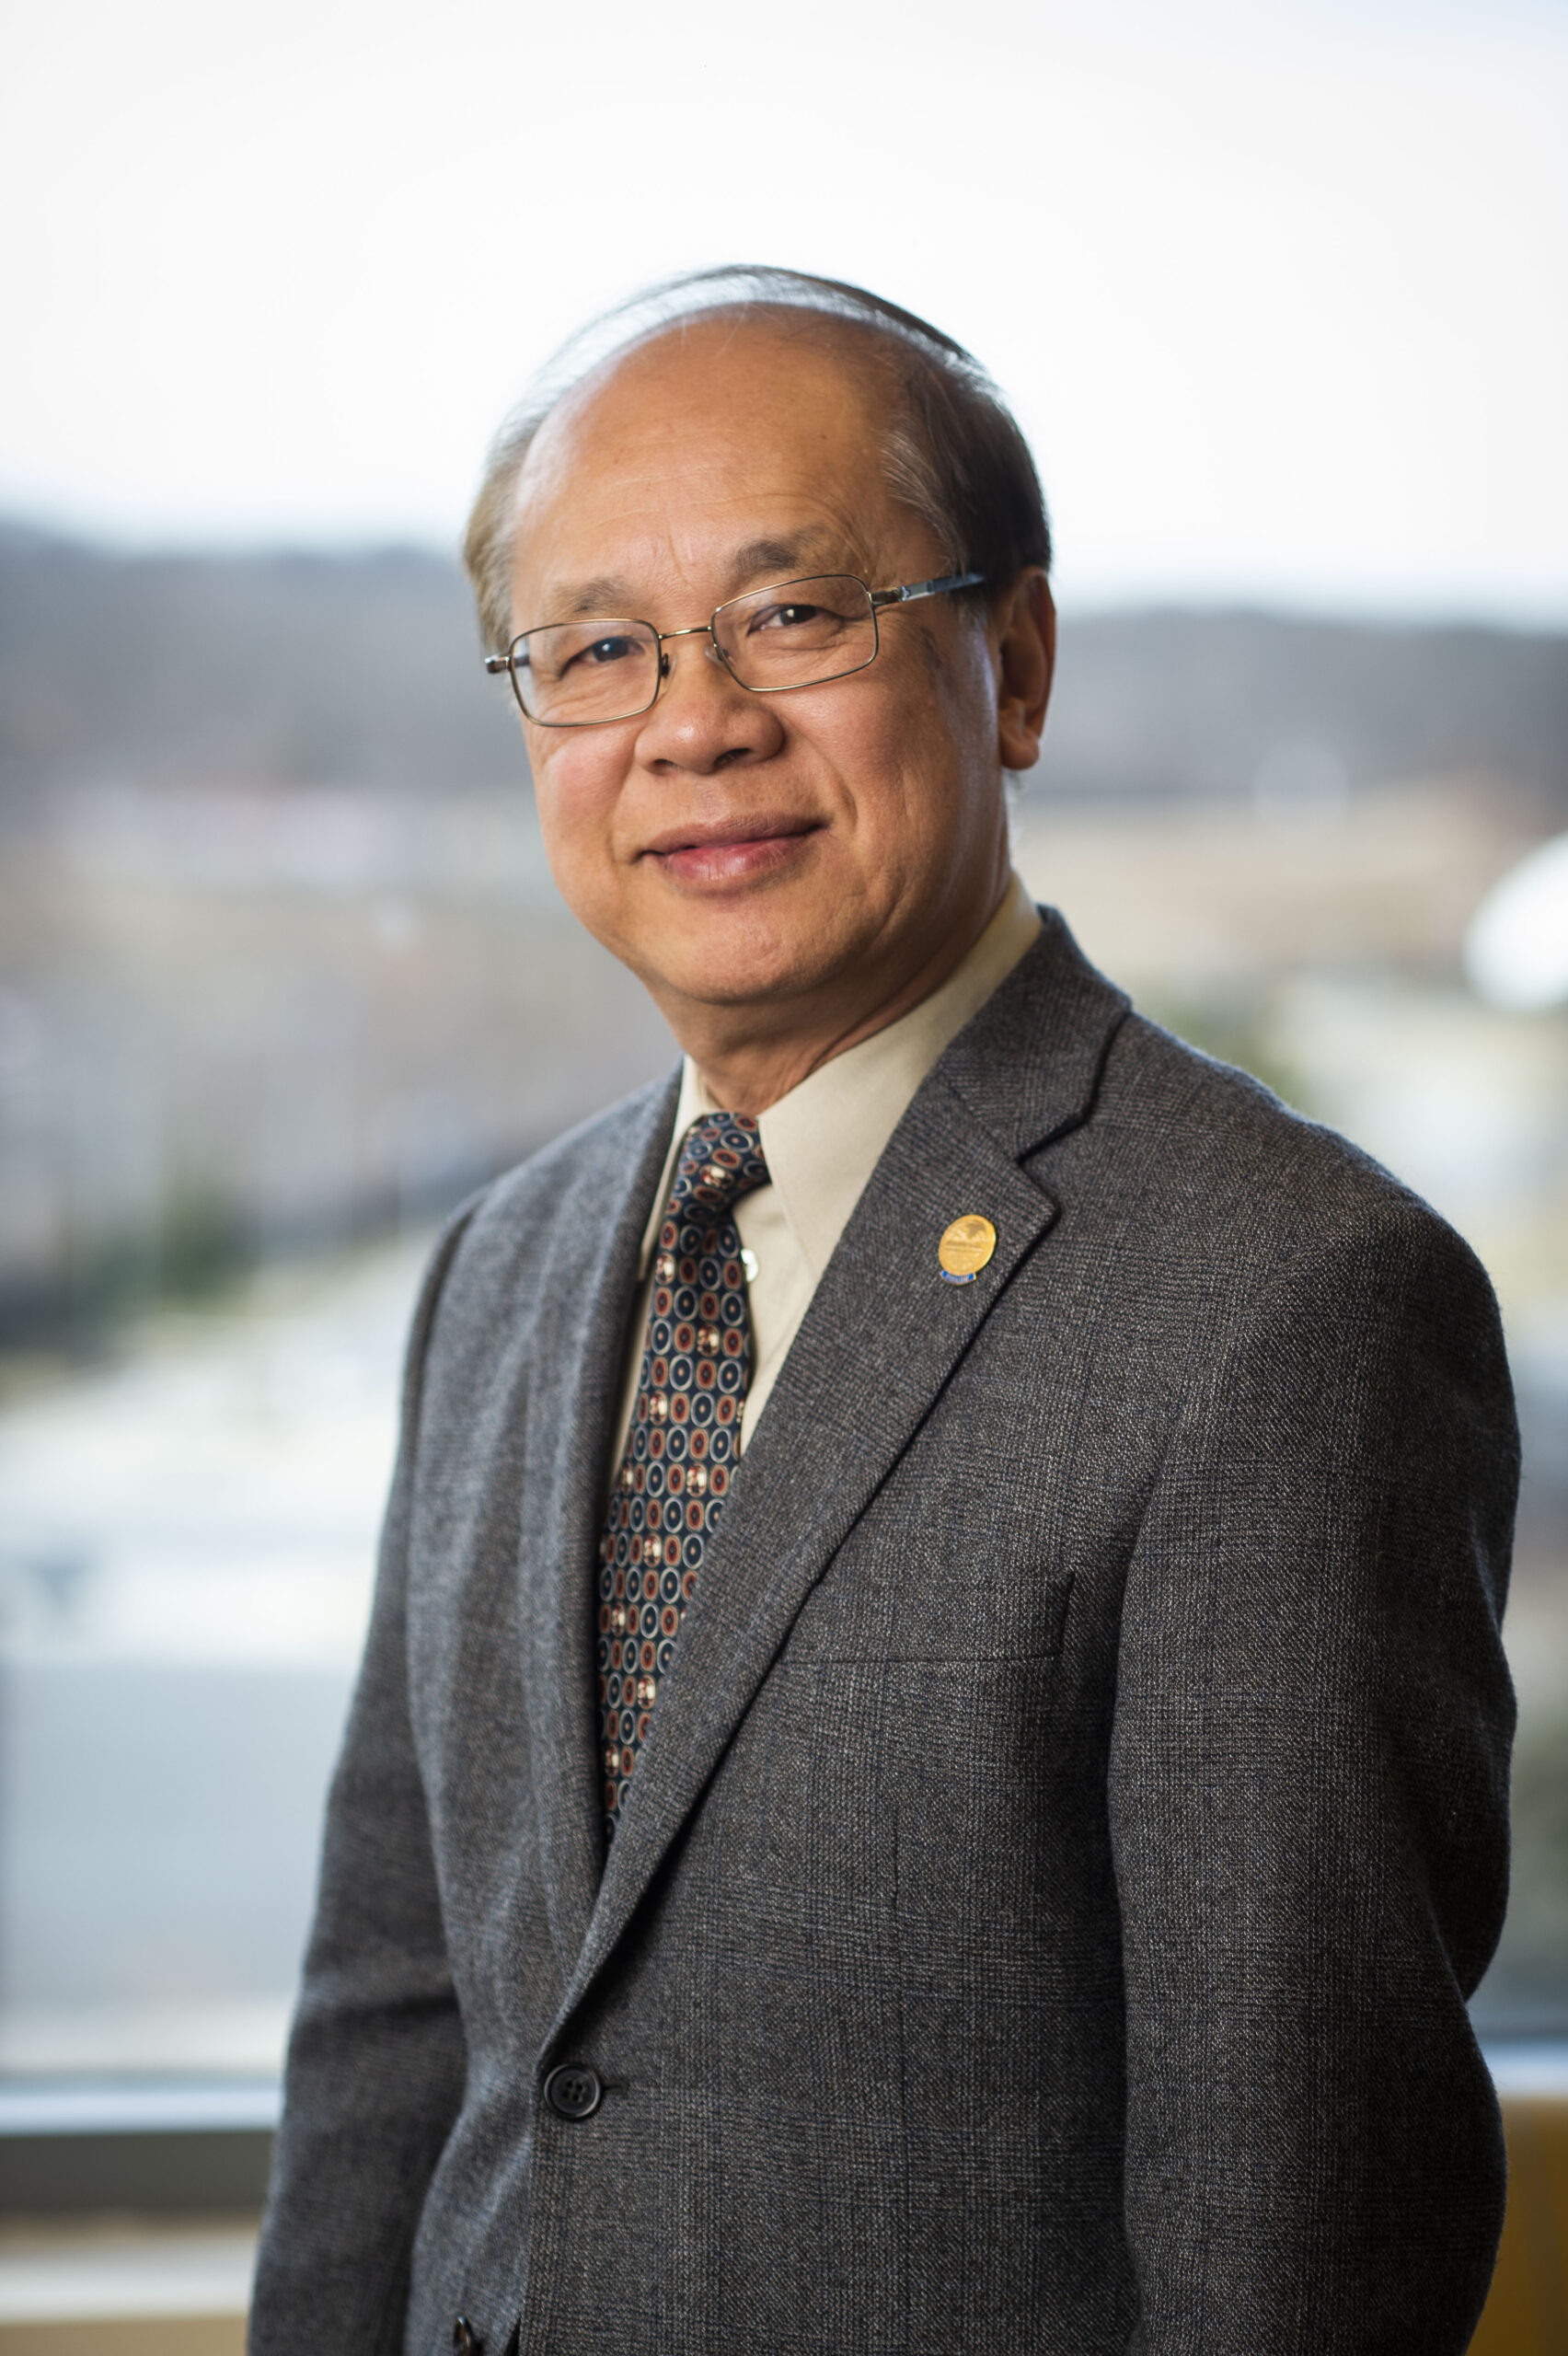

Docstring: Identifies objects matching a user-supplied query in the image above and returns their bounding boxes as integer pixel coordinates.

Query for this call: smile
[640,813,824,886]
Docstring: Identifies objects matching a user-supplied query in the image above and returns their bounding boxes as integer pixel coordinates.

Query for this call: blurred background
[1,0,1565,2342]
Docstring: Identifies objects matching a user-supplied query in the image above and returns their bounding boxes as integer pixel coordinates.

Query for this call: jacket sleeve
[249,1208,478,2356]
[1109,1192,1518,2356]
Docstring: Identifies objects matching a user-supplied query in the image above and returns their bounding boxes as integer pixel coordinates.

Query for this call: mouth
[640,812,824,888]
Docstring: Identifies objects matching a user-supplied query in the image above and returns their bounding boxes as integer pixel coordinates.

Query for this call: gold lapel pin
[938,1215,997,1285]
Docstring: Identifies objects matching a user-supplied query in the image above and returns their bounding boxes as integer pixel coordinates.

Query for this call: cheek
[529,741,626,890]
[828,664,974,848]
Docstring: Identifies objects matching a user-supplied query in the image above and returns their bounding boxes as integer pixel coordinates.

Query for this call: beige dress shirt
[610,873,1042,1465]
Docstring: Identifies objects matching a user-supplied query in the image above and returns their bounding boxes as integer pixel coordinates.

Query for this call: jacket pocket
[784,1557,1075,1665]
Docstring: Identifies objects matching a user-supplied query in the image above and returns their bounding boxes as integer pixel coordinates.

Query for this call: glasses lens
[513,619,660,724]
[717,576,876,692]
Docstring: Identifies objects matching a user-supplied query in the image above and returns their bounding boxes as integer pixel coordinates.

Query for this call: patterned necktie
[597,1112,771,1844]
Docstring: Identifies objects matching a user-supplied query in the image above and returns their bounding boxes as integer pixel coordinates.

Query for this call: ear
[993,569,1055,772]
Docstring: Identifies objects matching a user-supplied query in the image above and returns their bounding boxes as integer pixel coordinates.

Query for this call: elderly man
[250,268,1516,2356]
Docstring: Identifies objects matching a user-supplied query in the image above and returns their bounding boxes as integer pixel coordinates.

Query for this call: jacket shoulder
[1088,1009,1493,1299]
[455,1069,674,1264]
[398,1069,677,1380]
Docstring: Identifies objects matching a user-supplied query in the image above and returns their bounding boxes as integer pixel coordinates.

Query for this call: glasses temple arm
[870,570,988,611]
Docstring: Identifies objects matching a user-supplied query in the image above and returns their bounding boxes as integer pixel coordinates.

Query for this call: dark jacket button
[543,2062,604,2119]
[453,2320,481,2354]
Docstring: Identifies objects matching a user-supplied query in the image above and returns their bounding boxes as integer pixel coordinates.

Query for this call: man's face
[507,317,1035,1042]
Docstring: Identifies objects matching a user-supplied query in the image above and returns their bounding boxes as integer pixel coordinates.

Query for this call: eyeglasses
[483,570,986,728]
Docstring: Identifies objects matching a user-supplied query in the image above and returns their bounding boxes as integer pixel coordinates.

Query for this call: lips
[641,811,824,887]
[641,812,817,858]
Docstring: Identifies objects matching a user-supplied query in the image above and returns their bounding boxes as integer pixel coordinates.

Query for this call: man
[251,268,1516,2355]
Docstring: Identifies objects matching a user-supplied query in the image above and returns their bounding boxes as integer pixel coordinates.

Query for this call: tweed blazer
[251,910,1517,2356]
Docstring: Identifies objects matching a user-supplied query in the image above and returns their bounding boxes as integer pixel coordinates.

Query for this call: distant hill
[1045,605,1568,807]
[2,522,1564,809]
[0,524,521,801]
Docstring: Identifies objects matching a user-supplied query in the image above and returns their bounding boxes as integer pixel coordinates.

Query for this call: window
[1,549,1563,2089]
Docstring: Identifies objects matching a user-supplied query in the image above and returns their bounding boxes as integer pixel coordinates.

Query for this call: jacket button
[453,2320,481,2354]
[543,2062,604,2120]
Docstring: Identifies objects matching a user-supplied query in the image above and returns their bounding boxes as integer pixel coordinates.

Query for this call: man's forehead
[510,317,902,609]
[518,312,891,501]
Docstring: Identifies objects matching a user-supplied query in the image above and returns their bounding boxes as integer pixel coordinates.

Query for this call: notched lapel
[941,906,1130,1164]
[545,908,1129,2039]
[513,1071,680,1985]
[559,1093,1058,2025]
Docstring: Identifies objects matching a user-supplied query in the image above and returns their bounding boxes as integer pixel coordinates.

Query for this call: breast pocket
[784,1534,1075,1666]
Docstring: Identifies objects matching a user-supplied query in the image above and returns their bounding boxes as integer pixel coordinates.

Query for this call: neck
[669,868,1012,1119]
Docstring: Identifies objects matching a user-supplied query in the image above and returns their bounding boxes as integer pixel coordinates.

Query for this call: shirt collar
[639,873,1043,1278]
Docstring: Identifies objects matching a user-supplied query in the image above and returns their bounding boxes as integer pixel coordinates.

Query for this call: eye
[566,632,643,671]
[749,600,825,634]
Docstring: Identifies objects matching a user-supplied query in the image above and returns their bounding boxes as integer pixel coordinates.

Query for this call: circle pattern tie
[597,1113,770,1844]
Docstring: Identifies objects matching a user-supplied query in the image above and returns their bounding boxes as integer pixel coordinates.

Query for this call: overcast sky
[2,0,1564,618]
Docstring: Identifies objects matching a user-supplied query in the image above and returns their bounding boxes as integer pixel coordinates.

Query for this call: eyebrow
[538,528,868,625]
[549,576,634,619]
[727,531,847,582]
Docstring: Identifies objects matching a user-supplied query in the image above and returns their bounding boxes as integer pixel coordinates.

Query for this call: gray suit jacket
[251,912,1516,2356]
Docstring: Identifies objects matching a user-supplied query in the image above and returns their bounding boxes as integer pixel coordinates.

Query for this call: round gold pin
[938,1214,997,1284]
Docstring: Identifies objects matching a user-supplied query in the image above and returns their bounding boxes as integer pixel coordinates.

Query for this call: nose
[634,629,784,775]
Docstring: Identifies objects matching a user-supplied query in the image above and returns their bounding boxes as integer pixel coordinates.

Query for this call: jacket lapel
[513,1069,680,1985]
[548,912,1129,2032]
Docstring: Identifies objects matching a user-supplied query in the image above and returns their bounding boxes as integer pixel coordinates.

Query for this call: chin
[660,921,854,1011]
[666,953,827,1011]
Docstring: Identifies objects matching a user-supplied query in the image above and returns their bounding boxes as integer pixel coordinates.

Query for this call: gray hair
[462,264,1051,654]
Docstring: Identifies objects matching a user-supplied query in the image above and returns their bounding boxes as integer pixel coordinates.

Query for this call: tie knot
[670,1113,769,1222]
